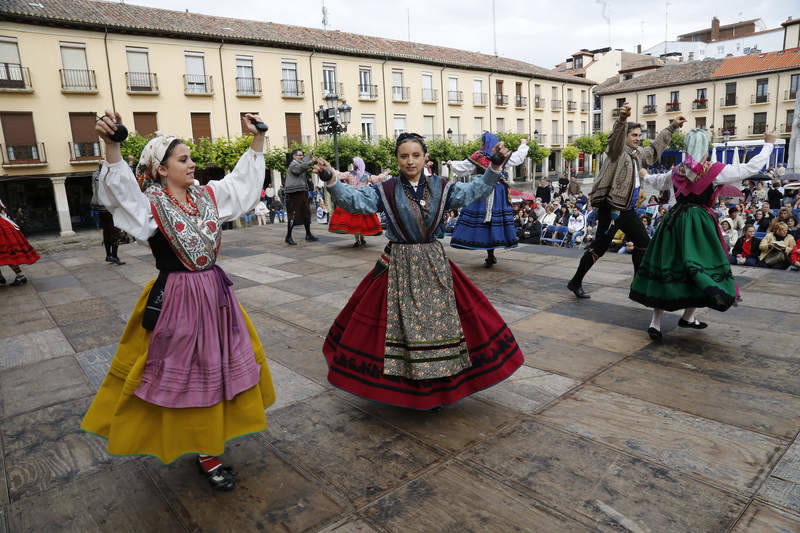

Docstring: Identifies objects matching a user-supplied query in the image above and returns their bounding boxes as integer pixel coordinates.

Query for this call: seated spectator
[575,192,588,210]
[445,209,459,233]
[583,204,597,245]
[641,213,655,238]
[566,207,586,248]
[728,206,745,234]
[519,214,541,244]
[644,195,660,216]
[270,200,286,223]
[730,225,761,266]
[541,205,557,227]
[787,216,799,241]
[533,200,545,221]
[758,222,796,269]
[254,201,269,226]
[556,205,570,227]
[536,179,552,204]
[719,218,738,253]
[316,201,329,224]
[654,206,668,227]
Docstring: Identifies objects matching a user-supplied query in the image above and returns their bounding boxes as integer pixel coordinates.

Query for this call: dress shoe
[285,236,297,245]
[647,327,663,342]
[305,234,319,242]
[678,318,708,329]
[567,280,590,299]
[110,257,126,265]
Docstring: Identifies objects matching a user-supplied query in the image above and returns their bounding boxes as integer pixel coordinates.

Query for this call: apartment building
[0,0,592,235]
[596,50,799,150]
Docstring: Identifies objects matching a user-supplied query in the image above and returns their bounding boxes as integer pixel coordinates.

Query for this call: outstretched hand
[670,115,687,129]
[619,103,632,120]
[313,158,334,182]
[96,110,122,144]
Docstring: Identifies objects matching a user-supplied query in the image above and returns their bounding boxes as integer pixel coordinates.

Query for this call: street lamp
[447,127,453,141]
[316,97,352,169]
[723,129,730,164]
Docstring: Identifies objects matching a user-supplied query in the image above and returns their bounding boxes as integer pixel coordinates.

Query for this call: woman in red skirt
[0,199,39,286]
[314,134,524,410]
[327,157,389,247]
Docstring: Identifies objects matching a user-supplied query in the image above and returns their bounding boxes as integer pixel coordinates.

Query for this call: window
[787,110,795,133]
[474,117,484,135]
[534,119,542,134]
[516,118,525,134]
[646,121,656,139]
[717,45,725,55]
[448,76,459,103]
[496,117,504,132]
[592,114,601,132]
[755,78,768,103]
[473,78,485,105]
[623,73,633,80]
[422,72,434,101]
[392,70,405,100]
[496,79,504,94]
[722,114,736,135]
[580,121,587,134]
[190,112,212,142]
[616,97,625,108]
[0,112,39,162]
[646,94,655,106]
[60,42,92,89]
[724,82,736,106]
[68,112,100,159]
[574,56,583,69]
[791,74,799,99]
[322,63,337,96]
[567,120,574,136]
[359,68,373,97]
[126,47,151,91]
[281,60,300,96]
[184,52,208,93]
[669,91,679,103]
[449,117,460,138]
[361,114,376,141]
[552,120,559,143]
[644,94,656,114]
[0,39,24,88]
[393,114,407,136]
[236,56,256,94]
[581,90,587,102]
[551,86,558,100]
[133,112,158,137]
[534,84,541,97]
[695,116,706,129]
[752,112,767,134]
[423,115,434,138]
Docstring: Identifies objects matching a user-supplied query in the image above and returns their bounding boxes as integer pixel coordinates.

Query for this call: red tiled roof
[0,0,595,85]
[712,48,800,77]
[678,18,760,38]
[596,59,724,95]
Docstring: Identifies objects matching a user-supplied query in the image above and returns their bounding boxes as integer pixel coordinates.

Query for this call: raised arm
[639,169,673,191]
[289,154,314,175]
[715,140,774,185]
[641,117,682,166]
[97,160,158,242]
[447,158,478,177]
[507,139,530,167]
[368,170,392,184]
[325,178,381,214]
[606,104,631,161]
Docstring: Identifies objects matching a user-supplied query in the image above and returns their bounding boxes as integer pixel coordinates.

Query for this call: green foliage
[264,146,288,174]
[457,138,481,160]
[573,135,602,155]
[593,131,609,153]
[641,138,652,147]
[185,137,215,169]
[212,136,253,172]
[528,142,551,164]
[495,132,528,153]
[669,131,686,150]
[120,132,151,163]
[562,145,579,162]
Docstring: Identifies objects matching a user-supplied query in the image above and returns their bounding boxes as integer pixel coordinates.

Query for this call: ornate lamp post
[723,129,731,164]
[316,94,352,169]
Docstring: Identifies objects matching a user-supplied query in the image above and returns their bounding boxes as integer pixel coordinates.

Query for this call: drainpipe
[439,66,446,137]
[218,41,230,139]
[309,50,317,142]
[103,28,115,113]
[381,58,389,138]
[488,73,493,130]
[773,74,780,134]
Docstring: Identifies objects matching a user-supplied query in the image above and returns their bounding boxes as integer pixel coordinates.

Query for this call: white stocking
[649,309,664,331]
[681,307,697,323]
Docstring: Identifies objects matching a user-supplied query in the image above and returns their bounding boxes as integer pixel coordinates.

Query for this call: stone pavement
[1,223,799,532]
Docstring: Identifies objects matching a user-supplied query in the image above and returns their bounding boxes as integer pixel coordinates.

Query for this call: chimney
[711,17,720,41]
[636,44,642,53]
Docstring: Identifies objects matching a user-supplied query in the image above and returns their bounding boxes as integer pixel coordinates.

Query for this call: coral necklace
[164,187,198,216]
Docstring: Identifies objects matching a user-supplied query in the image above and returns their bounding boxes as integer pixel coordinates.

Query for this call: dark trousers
[571,206,650,285]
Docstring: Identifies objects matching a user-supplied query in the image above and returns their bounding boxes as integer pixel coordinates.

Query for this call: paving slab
[0,328,74,371]
[474,365,579,414]
[463,419,747,532]
[0,309,54,339]
[758,436,800,515]
[0,355,91,419]
[732,503,800,532]
[75,344,117,391]
[59,316,127,353]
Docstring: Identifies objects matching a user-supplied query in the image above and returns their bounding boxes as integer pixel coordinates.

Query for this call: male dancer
[284,148,318,245]
[567,103,685,298]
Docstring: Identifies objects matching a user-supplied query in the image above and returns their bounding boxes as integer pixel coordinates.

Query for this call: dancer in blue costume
[448,132,529,267]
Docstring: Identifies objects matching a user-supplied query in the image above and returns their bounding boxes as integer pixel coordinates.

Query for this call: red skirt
[328,207,383,236]
[0,217,39,266]
[323,259,523,409]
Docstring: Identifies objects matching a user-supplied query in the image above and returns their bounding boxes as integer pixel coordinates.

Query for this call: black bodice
[148,231,190,272]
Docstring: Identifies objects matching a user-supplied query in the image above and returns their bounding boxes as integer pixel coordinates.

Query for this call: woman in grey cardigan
[284,148,318,245]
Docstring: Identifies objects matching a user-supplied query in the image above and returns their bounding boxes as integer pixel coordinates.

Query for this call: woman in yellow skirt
[82,111,275,491]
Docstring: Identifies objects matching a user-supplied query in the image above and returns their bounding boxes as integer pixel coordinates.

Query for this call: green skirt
[629,204,736,312]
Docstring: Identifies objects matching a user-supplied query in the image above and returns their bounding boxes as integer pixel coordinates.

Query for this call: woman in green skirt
[630,129,776,341]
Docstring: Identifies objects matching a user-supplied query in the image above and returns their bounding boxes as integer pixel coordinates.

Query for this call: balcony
[282,79,305,98]
[60,69,97,93]
[567,134,579,143]
[551,99,562,111]
[551,134,563,146]
[125,72,158,94]
[392,86,410,102]
[580,101,589,113]
[321,82,344,99]
[422,88,439,103]
[720,96,737,108]
[533,133,547,144]
[611,108,620,117]
[785,89,797,101]
[718,126,737,137]
[184,74,213,95]
[473,92,488,106]
[692,100,708,110]
[236,77,262,97]
[534,96,545,110]
[666,102,681,112]
[361,134,385,145]
[283,135,312,147]
[1,143,46,167]
[496,94,509,107]
[642,104,657,115]
[567,100,577,112]
[447,90,463,105]
[0,64,33,92]
[447,133,467,145]
[68,141,102,163]
[748,123,767,136]
[515,95,527,108]
[358,84,378,100]
[751,93,770,105]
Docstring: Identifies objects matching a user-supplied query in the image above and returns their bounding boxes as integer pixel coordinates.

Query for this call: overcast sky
[126,0,791,68]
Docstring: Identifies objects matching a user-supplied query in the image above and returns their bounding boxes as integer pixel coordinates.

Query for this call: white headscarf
[135,134,178,191]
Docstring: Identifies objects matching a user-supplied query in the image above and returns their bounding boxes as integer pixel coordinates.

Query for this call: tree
[562,145,579,175]
[426,138,461,166]
[120,132,151,164]
[593,131,609,154]
[669,131,686,150]
[573,135,601,156]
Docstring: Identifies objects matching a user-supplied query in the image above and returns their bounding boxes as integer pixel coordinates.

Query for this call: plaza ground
[1,223,799,532]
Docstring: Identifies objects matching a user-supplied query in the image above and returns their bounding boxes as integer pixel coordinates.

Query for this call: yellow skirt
[81,279,276,464]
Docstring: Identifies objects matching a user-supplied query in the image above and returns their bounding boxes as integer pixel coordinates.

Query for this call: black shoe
[647,327,663,342]
[10,275,27,286]
[285,236,297,245]
[567,280,590,299]
[0,276,5,286]
[111,257,126,266]
[678,318,708,329]
[305,234,319,242]
[484,258,494,268]
[197,459,235,491]
[105,255,114,263]
[353,241,361,248]
[491,255,497,264]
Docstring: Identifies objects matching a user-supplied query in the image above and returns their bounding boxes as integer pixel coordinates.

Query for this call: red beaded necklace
[164,187,198,216]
